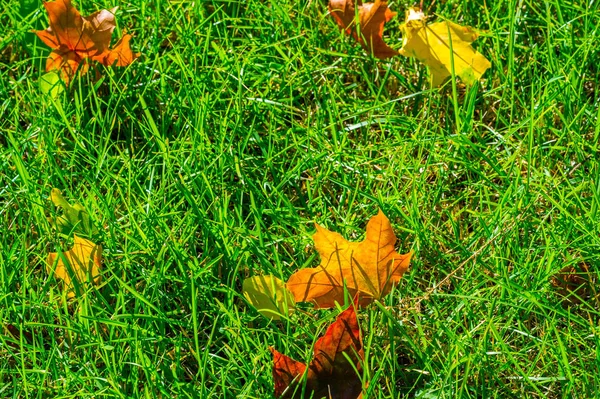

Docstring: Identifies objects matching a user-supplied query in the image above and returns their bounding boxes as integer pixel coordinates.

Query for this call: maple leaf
[48,188,98,238]
[243,275,296,320]
[329,0,398,59]
[399,7,491,86]
[272,303,363,398]
[47,234,102,298]
[35,0,137,84]
[287,211,411,308]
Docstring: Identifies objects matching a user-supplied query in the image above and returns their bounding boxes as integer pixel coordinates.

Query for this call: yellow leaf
[48,188,98,238]
[399,7,491,86]
[47,235,102,298]
[287,210,412,308]
[243,275,295,320]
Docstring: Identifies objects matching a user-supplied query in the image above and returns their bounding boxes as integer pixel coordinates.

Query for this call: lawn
[1,0,599,397]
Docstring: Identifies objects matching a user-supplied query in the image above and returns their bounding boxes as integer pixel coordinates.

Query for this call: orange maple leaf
[287,210,411,308]
[271,303,363,398]
[35,0,137,84]
[329,0,398,59]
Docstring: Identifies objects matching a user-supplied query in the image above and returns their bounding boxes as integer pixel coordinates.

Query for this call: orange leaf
[35,0,137,84]
[272,303,363,398]
[46,48,85,83]
[92,33,136,67]
[47,235,102,298]
[287,210,411,308]
[329,0,398,59]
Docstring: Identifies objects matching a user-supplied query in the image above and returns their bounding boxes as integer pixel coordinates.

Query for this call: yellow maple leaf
[47,235,102,297]
[399,7,491,86]
[287,210,412,308]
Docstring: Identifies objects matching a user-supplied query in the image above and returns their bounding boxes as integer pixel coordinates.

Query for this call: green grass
[1,0,600,397]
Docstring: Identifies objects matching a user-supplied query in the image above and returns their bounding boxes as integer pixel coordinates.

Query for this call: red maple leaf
[271,304,364,398]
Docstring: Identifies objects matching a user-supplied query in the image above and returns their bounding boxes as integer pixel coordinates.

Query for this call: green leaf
[243,275,295,320]
[39,71,64,99]
[48,188,98,238]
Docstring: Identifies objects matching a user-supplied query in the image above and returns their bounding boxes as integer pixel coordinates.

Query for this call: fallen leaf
[48,188,98,238]
[399,7,491,86]
[243,275,296,320]
[39,70,64,98]
[272,303,363,398]
[100,32,136,67]
[551,263,593,306]
[329,0,398,59]
[47,235,102,298]
[35,0,137,84]
[287,210,411,308]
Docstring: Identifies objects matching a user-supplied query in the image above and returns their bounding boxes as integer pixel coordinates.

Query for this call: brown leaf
[47,235,102,298]
[35,0,137,84]
[551,263,593,306]
[287,210,411,308]
[329,0,398,59]
[272,303,363,398]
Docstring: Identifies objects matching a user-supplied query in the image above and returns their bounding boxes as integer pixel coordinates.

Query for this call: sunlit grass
[1,0,599,397]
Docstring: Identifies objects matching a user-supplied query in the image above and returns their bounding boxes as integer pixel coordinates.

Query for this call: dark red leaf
[272,304,363,398]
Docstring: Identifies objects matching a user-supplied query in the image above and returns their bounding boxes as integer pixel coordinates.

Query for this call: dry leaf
[271,303,363,398]
[47,235,102,297]
[399,7,491,86]
[35,0,137,84]
[287,210,411,308]
[100,33,136,67]
[551,263,593,306]
[243,275,296,320]
[329,0,398,59]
